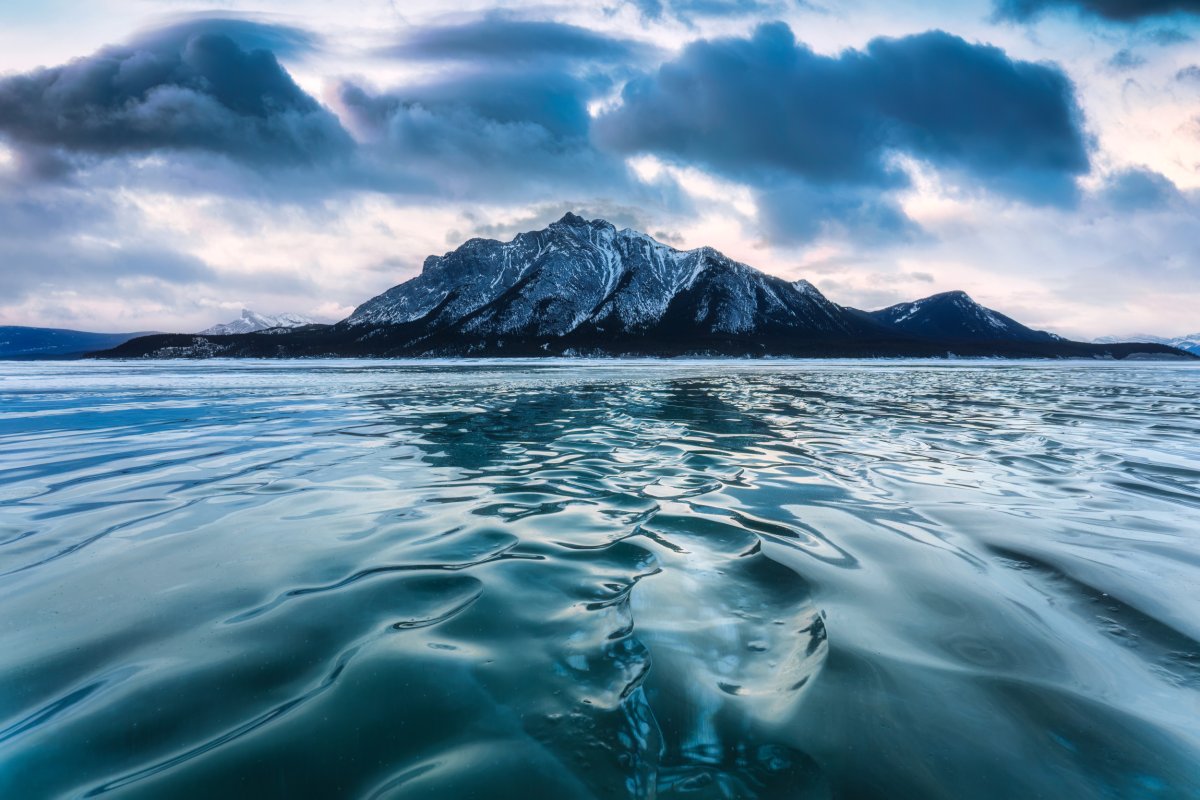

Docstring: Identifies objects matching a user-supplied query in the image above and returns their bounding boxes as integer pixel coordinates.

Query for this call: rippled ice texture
[1,360,1198,799]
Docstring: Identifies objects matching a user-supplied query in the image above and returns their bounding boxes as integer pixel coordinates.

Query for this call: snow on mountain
[1093,333,1200,355]
[349,212,867,341]
[200,310,317,335]
[865,291,1060,343]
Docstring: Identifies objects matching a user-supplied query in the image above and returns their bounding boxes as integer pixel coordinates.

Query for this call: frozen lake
[1,359,1198,798]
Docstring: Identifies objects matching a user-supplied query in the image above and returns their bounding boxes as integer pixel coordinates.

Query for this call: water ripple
[0,360,1198,799]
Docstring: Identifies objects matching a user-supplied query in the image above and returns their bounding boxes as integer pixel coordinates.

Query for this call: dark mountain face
[93,214,1196,360]
[863,291,1059,343]
[0,326,150,360]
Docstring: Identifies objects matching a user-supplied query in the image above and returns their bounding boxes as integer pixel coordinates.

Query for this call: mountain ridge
[347,213,872,343]
[1094,333,1200,356]
[94,214,1195,360]
[858,290,1060,343]
[1,326,154,360]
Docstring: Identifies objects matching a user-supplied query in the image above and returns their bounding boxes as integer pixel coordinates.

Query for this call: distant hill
[0,326,153,360]
[94,214,1196,360]
[857,291,1059,343]
[1094,333,1200,356]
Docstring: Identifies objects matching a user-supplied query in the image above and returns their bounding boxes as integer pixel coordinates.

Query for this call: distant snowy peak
[1094,333,1200,355]
[866,291,1060,343]
[348,212,868,340]
[200,309,316,335]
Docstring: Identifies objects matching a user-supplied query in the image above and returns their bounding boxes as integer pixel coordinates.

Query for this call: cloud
[0,21,351,171]
[629,0,781,21]
[755,179,922,245]
[1146,27,1194,45]
[131,15,324,58]
[334,73,619,198]
[595,24,1090,241]
[0,244,216,301]
[380,16,659,65]
[341,70,595,144]
[0,186,218,302]
[334,33,686,205]
[994,0,1200,22]
[1177,64,1200,82]
[0,17,662,204]
[1106,48,1147,70]
[0,170,342,330]
[1098,167,1184,211]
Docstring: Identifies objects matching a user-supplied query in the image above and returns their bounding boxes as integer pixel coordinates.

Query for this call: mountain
[1094,333,1200,356]
[0,326,153,360]
[346,212,875,348]
[97,214,1195,360]
[861,291,1059,343]
[200,309,317,335]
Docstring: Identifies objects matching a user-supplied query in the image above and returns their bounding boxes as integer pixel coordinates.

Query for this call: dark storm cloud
[335,79,670,201]
[0,21,351,170]
[340,70,595,142]
[1,14,684,211]
[334,69,604,195]
[994,0,1200,22]
[381,17,658,64]
[334,58,685,205]
[595,23,1091,240]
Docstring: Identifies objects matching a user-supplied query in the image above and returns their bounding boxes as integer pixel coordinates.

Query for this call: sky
[0,0,1198,339]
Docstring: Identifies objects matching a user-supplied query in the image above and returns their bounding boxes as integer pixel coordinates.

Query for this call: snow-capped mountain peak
[347,213,866,342]
[792,279,821,297]
[200,309,316,335]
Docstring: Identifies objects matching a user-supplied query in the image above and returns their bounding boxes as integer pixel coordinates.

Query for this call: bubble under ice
[0,360,1197,799]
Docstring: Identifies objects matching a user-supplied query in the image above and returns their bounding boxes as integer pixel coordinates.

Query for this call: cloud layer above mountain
[595,24,1091,239]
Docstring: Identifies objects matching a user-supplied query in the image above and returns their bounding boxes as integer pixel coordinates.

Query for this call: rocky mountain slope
[347,213,875,345]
